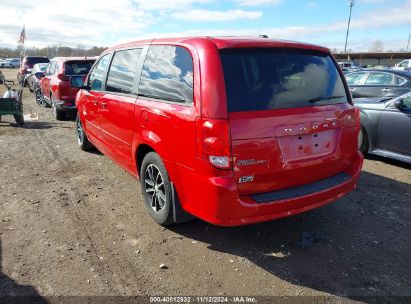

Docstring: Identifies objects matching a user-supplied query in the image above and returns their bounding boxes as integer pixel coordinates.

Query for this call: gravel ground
[0,69,410,303]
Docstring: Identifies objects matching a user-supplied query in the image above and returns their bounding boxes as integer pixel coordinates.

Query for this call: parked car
[71,37,363,226]
[346,69,411,98]
[393,59,411,71]
[7,58,20,68]
[17,56,50,85]
[355,92,411,163]
[0,59,10,68]
[40,57,96,119]
[338,60,360,69]
[25,63,48,92]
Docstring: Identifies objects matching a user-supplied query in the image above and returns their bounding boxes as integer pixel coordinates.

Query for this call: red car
[71,37,363,226]
[40,57,96,120]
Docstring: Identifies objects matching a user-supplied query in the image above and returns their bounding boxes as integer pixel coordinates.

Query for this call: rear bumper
[177,151,363,226]
[54,99,77,112]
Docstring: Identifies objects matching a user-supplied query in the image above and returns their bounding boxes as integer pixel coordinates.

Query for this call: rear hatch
[220,48,358,195]
[62,60,94,99]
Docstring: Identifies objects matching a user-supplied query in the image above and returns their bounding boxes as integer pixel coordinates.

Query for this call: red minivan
[71,37,363,226]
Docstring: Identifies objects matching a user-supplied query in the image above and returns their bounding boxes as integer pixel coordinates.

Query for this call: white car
[393,59,411,71]
[0,59,10,68]
[8,58,20,68]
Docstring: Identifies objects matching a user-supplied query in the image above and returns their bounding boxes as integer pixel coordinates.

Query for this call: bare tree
[368,40,384,52]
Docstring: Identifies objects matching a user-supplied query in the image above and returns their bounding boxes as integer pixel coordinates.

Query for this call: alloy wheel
[35,90,44,106]
[76,118,83,145]
[144,164,166,212]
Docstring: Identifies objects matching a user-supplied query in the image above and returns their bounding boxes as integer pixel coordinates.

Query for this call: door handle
[382,88,391,92]
[101,102,107,108]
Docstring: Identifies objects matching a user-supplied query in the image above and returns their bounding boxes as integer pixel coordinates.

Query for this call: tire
[76,113,94,151]
[14,114,24,126]
[140,152,175,226]
[51,95,66,120]
[35,89,46,107]
[358,127,369,154]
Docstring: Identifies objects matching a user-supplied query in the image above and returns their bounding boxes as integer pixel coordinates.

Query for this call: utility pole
[344,0,355,53]
[407,33,411,51]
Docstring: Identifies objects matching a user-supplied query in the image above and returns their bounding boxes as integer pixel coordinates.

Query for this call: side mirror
[35,72,45,79]
[70,75,88,89]
[394,99,403,109]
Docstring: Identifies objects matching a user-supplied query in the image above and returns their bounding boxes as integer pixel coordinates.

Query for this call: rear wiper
[308,95,345,103]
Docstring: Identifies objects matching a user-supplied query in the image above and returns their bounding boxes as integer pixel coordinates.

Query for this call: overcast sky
[1,0,410,51]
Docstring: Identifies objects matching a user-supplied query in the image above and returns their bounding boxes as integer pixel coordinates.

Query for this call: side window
[47,62,55,75]
[54,62,61,75]
[45,64,50,75]
[106,48,142,94]
[138,45,194,103]
[346,72,366,85]
[402,96,411,109]
[88,54,110,91]
[399,60,409,68]
[364,72,394,85]
[395,75,406,85]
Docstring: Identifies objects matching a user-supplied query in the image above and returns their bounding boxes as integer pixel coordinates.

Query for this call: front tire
[76,113,94,151]
[140,152,175,226]
[35,89,46,107]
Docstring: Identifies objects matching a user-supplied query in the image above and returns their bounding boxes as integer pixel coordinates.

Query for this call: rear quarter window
[220,48,348,112]
[138,45,193,103]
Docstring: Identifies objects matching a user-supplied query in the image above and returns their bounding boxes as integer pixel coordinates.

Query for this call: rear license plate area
[277,129,336,162]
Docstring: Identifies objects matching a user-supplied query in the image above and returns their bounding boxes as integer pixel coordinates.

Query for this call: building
[333,52,411,67]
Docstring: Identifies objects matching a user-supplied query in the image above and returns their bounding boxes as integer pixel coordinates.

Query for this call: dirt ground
[0,68,410,303]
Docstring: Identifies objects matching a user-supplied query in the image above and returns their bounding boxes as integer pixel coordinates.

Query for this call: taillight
[196,118,231,169]
[57,73,69,81]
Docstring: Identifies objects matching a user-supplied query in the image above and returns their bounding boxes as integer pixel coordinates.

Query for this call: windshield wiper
[308,95,345,103]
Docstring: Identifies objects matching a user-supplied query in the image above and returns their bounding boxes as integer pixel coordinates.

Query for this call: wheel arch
[135,144,156,179]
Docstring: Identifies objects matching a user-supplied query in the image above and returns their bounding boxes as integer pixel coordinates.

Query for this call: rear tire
[76,113,94,151]
[51,95,66,121]
[358,127,369,154]
[140,152,175,226]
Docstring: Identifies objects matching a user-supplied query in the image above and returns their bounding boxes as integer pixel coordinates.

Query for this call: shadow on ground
[0,238,48,304]
[365,154,411,170]
[0,120,74,130]
[171,171,411,302]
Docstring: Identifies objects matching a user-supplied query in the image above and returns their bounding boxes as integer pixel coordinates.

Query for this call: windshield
[64,61,94,75]
[220,48,348,112]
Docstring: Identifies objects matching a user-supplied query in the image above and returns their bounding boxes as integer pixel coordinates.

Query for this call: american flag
[17,26,26,45]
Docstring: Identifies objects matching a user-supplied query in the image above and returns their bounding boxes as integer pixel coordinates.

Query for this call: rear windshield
[26,57,50,64]
[64,61,94,75]
[220,48,348,112]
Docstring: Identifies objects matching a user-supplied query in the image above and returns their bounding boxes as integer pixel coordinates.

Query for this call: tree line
[0,46,107,59]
